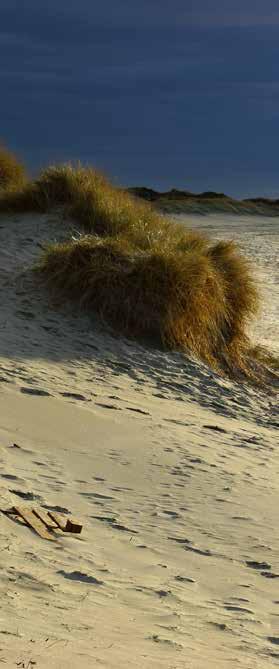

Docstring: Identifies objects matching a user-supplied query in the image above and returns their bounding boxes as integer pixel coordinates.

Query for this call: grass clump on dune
[0,144,27,191]
[40,233,259,376]
[0,156,263,377]
[0,163,183,246]
[0,162,204,250]
[0,163,82,213]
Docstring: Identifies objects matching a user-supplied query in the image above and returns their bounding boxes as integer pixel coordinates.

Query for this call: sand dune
[0,211,278,667]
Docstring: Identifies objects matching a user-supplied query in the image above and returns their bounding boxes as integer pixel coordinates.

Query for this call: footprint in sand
[95,402,122,410]
[80,492,115,501]
[203,424,228,433]
[1,474,22,481]
[224,604,254,614]
[125,406,150,415]
[9,489,43,502]
[246,560,271,570]
[175,575,196,584]
[61,392,89,401]
[57,570,103,585]
[148,635,183,650]
[109,522,138,533]
[185,545,212,557]
[20,387,51,397]
[42,504,70,514]
[162,510,180,519]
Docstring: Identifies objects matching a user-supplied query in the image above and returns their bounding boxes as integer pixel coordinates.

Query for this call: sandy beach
[0,211,278,668]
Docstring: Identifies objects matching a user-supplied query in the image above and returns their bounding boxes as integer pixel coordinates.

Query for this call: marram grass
[39,234,259,376]
[0,155,270,378]
[0,163,190,248]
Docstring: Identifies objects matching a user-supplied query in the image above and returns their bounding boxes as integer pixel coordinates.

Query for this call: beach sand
[0,212,278,667]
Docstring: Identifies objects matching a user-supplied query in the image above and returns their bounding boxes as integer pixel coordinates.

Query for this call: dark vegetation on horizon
[128,187,279,216]
[0,144,277,382]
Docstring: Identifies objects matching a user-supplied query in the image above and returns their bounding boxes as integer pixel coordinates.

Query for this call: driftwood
[2,504,83,541]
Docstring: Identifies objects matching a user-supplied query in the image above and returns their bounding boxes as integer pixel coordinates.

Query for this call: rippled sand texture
[0,212,278,668]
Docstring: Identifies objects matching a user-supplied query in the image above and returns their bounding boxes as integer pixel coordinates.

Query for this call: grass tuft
[206,241,259,371]
[39,233,260,375]
[0,162,203,249]
[0,144,27,191]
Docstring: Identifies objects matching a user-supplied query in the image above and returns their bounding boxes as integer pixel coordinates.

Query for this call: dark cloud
[186,0,279,26]
[1,0,279,195]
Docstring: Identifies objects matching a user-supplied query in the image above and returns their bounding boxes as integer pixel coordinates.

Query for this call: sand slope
[0,212,278,667]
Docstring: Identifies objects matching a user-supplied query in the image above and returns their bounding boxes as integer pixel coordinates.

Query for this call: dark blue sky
[1,1,279,196]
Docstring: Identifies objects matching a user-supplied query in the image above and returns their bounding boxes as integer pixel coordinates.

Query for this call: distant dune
[127,186,279,216]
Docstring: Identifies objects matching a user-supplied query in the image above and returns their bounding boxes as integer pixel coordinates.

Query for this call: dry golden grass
[39,233,260,375]
[0,162,203,249]
[0,163,80,213]
[0,159,267,377]
[0,144,27,191]
[206,241,259,371]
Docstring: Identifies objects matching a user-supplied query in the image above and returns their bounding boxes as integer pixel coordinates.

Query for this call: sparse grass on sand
[0,145,27,191]
[0,158,273,379]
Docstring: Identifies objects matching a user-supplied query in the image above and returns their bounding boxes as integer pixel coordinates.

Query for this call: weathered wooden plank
[48,511,82,534]
[1,506,27,526]
[47,510,68,531]
[14,506,56,541]
[33,507,61,530]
